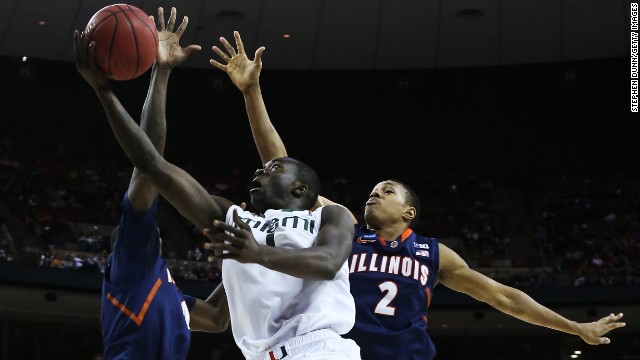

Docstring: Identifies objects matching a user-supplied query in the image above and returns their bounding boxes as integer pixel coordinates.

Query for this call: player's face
[364,181,410,227]
[249,158,298,212]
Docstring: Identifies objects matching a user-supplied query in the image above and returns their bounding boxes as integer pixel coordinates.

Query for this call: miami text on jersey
[238,215,316,234]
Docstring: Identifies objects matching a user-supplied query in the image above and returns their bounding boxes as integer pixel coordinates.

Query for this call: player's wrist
[570,321,586,337]
[93,83,112,95]
[253,244,269,266]
[153,62,173,74]
[241,83,261,96]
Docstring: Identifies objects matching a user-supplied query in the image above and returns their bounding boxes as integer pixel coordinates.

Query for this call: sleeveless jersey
[223,205,356,358]
[345,226,440,360]
[101,194,191,360]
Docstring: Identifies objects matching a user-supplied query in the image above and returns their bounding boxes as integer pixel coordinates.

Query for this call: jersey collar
[362,227,413,246]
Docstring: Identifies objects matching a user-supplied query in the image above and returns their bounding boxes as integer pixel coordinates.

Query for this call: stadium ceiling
[0,0,628,70]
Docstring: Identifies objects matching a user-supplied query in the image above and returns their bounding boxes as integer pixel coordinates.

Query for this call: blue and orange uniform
[346,225,440,360]
[101,193,195,360]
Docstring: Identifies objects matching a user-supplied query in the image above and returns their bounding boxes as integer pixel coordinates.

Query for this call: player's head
[364,179,421,229]
[249,157,321,213]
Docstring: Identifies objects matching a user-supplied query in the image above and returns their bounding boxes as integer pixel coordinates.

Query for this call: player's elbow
[317,265,339,280]
[193,318,229,333]
[133,151,161,174]
[133,153,169,184]
[317,257,345,280]
[210,318,230,333]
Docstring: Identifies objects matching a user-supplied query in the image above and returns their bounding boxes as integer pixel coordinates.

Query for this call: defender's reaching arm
[210,31,356,222]
[437,243,626,345]
[128,7,200,211]
[110,7,202,287]
[210,31,285,165]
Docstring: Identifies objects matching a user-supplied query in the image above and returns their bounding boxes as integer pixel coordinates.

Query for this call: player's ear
[292,180,308,198]
[403,206,416,223]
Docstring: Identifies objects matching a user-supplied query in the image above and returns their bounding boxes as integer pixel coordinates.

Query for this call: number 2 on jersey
[374,281,398,316]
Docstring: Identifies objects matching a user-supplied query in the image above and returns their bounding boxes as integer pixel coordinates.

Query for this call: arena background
[0,0,639,359]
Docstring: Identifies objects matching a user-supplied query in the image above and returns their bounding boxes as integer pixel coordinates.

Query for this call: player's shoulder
[121,191,158,221]
[410,230,439,248]
[230,205,263,219]
[353,224,374,239]
[264,207,311,218]
[316,204,351,220]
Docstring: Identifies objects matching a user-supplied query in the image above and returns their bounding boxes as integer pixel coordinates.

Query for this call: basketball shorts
[248,329,361,360]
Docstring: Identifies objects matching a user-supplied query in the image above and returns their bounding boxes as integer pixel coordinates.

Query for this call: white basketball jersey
[222,205,355,358]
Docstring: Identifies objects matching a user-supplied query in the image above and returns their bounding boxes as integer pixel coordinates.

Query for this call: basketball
[85,4,158,80]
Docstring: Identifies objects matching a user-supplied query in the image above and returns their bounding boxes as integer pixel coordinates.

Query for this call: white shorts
[248,329,361,360]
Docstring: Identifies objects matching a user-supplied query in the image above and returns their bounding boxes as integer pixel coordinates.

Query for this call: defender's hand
[153,7,201,69]
[210,31,265,92]
[578,313,626,345]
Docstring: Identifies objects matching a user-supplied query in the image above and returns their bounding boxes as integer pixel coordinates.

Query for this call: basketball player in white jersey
[74,26,360,360]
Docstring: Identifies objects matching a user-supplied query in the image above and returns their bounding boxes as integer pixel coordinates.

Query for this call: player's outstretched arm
[437,243,626,345]
[204,205,354,280]
[74,29,229,230]
[189,283,230,332]
[210,31,287,165]
[210,31,356,222]
[128,6,201,211]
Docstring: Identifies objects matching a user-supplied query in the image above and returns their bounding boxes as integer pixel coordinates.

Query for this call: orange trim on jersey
[423,288,432,324]
[106,278,162,326]
[377,229,412,246]
[400,228,413,242]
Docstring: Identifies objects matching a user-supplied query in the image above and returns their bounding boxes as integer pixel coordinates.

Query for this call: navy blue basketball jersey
[346,225,440,360]
[101,193,192,360]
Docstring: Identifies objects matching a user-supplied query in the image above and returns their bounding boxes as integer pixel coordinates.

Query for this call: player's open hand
[578,313,626,345]
[152,7,201,69]
[203,209,264,264]
[210,31,265,92]
[73,29,109,91]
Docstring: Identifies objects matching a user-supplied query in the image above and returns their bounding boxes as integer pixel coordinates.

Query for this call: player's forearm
[206,282,226,306]
[95,88,164,175]
[129,65,171,208]
[497,287,581,336]
[140,64,171,155]
[255,246,343,280]
[190,298,229,332]
[242,86,288,164]
[203,284,230,331]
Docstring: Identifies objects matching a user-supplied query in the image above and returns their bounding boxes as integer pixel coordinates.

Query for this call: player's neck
[371,223,409,241]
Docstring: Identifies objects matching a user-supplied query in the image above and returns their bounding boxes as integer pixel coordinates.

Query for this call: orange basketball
[85,4,158,80]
